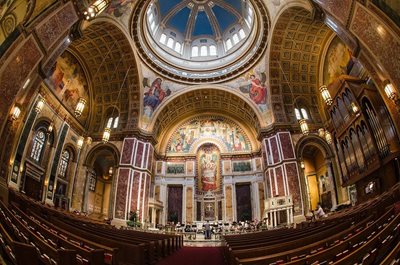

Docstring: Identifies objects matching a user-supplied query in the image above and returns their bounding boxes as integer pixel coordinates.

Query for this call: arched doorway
[83,144,119,219]
[296,135,339,214]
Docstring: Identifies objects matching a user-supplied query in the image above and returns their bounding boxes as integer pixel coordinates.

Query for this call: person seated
[315,203,327,219]
[184,224,191,232]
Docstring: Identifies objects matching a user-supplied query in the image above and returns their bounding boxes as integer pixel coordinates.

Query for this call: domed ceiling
[132,0,269,83]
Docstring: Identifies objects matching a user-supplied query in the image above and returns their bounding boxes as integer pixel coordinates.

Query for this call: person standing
[205,221,211,239]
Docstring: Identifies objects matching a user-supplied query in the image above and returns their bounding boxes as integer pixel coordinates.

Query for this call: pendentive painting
[46,50,89,122]
[105,0,135,27]
[197,144,220,193]
[323,36,354,86]
[166,116,251,154]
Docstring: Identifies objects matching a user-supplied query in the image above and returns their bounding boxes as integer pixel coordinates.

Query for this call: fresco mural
[0,0,28,45]
[46,50,89,122]
[323,36,354,86]
[105,0,135,27]
[166,116,251,154]
[197,144,220,192]
[143,77,171,118]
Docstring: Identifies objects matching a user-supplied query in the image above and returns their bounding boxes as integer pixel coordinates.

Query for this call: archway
[82,144,119,219]
[296,135,340,214]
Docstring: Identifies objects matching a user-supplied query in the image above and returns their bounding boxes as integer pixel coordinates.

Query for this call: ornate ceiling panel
[70,21,140,133]
[153,88,261,149]
[269,7,331,124]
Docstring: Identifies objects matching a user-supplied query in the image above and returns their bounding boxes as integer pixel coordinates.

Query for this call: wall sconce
[84,0,110,20]
[300,161,305,169]
[384,82,400,106]
[11,105,21,120]
[109,167,113,176]
[319,85,333,106]
[74,98,86,117]
[299,119,309,135]
[35,98,45,113]
[77,136,84,150]
[325,131,333,145]
[47,121,54,134]
[350,102,360,115]
[102,127,111,143]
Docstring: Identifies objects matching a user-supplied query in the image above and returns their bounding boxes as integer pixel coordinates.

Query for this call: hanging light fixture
[74,98,86,117]
[299,119,309,135]
[35,98,45,113]
[350,102,360,114]
[47,121,54,134]
[384,83,397,100]
[319,85,333,106]
[84,0,110,20]
[102,127,111,143]
[77,136,84,150]
[11,105,21,120]
[325,131,333,145]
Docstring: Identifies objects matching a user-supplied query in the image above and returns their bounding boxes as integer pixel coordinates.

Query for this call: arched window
[105,107,119,129]
[294,107,309,120]
[30,129,47,162]
[58,150,70,178]
[226,39,232,50]
[160,34,167,44]
[238,29,245,39]
[174,42,181,53]
[167,37,174,48]
[192,46,199,57]
[209,45,217,56]
[200,45,208,56]
[232,33,239,44]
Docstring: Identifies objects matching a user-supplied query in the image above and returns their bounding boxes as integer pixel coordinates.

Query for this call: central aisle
[156,247,226,265]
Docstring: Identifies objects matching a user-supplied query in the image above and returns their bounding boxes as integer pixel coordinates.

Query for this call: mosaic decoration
[46,50,89,122]
[232,161,252,172]
[166,116,251,154]
[166,163,185,175]
[323,36,354,86]
[197,144,220,192]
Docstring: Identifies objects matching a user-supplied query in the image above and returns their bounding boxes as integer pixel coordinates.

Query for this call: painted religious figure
[323,37,354,85]
[167,117,250,154]
[238,72,268,110]
[46,50,89,121]
[197,144,220,192]
[143,77,171,118]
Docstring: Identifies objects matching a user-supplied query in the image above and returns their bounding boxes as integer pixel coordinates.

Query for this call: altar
[263,195,293,228]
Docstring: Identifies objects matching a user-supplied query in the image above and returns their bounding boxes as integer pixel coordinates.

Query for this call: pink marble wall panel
[350,4,400,87]
[147,145,154,171]
[134,141,144,168]
[143,173,151,222]
[270,137,280,164]
[138,172,146,220]
[264,139,272,165]
[275,166,284,196]
[143,144,149,169]
[120,138,135,165]
[285,162,302,215]
[270,169,276,196]
[0,36,43,119]
[314,0,352,26]
[130,171,140,213]
[279,133,295,160]
[35,2,78,51]
[114,168,130,219]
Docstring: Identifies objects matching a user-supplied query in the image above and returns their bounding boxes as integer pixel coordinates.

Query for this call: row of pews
[0,188,182,265]
[223,183,400,265]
